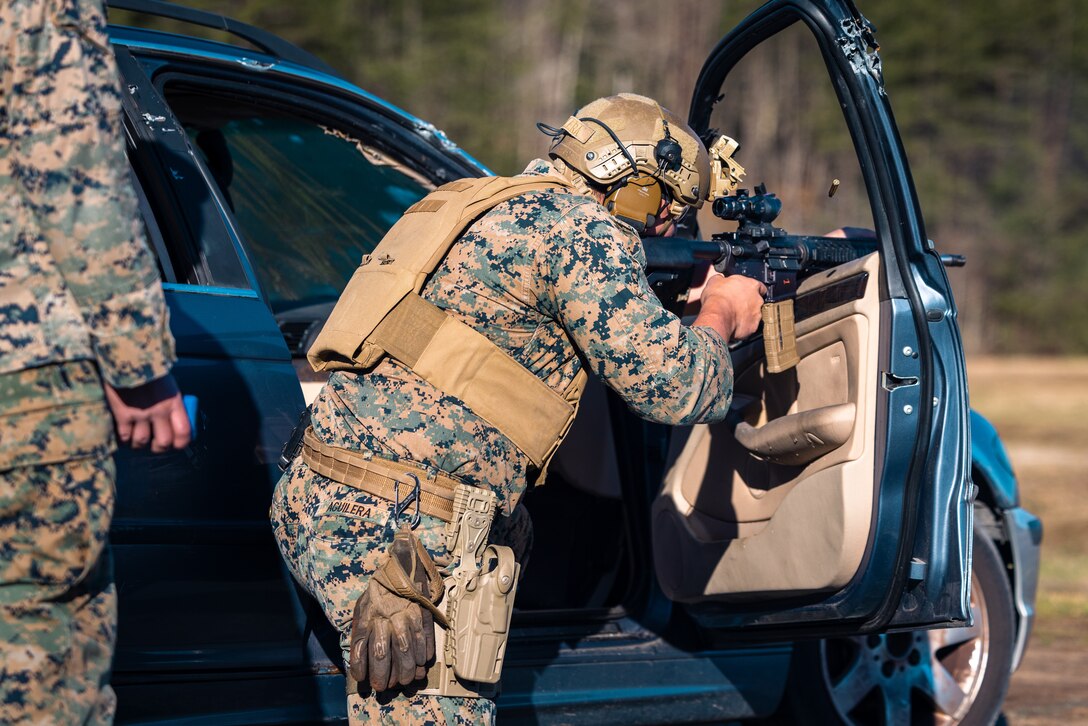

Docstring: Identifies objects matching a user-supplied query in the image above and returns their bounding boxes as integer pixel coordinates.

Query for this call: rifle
[643,184,878,372]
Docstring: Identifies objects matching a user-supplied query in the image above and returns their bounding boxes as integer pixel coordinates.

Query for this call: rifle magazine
[762,299,800,373]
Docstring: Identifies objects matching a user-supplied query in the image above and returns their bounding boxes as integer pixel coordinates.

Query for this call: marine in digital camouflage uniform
[1,1,178,723]
[271,94,763,723]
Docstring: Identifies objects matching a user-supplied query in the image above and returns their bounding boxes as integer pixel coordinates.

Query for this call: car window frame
[122,55,486,313]
[151,78,440,313]
[114,47,256,293]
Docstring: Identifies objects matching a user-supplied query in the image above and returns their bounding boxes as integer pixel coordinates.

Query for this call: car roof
[107,0,336,74]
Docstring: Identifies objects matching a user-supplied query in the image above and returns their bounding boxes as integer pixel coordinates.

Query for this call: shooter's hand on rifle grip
[693,273,767,342]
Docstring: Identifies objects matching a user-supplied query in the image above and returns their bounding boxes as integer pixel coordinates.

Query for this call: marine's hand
[693,273,767,341]
[104,374,191,452]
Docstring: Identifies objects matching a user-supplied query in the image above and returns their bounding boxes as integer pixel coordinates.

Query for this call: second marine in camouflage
[271,93,766,724]
[1,0,189,724]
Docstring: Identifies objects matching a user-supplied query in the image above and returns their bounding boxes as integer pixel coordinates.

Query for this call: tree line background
[111,0,1088,355]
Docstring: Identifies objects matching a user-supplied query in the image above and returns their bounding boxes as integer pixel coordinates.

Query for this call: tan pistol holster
[307,174,587,473]
[421,484,517,699]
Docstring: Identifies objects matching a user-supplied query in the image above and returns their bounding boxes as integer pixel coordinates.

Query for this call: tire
[785,530,1015,726]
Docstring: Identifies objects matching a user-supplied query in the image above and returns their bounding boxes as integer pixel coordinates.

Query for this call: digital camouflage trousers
[271,456,533,725]
[0,361,118,726]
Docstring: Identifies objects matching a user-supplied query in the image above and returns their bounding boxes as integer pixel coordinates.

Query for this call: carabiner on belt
[393,473,422,529]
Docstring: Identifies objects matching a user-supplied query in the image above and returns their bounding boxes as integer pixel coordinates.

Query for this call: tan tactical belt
[301,427,458,523]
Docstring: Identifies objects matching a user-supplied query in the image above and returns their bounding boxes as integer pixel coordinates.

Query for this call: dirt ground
[967,357,1088,725]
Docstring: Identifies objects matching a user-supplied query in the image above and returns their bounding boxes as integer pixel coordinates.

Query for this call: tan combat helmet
[538,93,711,232]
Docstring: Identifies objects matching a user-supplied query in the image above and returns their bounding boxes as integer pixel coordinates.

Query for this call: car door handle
[735,402,856,466]
[183,394,199,442]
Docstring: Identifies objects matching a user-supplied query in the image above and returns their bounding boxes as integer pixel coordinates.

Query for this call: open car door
[651,0,973,635]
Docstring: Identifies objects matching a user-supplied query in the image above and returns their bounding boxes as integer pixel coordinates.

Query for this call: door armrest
[735,402,856,466]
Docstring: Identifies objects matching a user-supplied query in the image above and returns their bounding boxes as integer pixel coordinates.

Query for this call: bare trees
[110,0,1088,354]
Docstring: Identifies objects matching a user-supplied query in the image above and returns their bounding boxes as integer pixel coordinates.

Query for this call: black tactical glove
[349,525,449,692]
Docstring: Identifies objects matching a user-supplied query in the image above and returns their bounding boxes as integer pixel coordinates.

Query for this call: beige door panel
[653,253,882,602]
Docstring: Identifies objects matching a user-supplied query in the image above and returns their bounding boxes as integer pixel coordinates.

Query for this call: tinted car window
[181,105,434,313]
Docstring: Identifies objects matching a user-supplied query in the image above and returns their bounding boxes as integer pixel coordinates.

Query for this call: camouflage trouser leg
[0,456,118,726]
[271,457,533,725]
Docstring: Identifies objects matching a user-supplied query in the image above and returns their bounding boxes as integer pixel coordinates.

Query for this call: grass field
[967,357,1088,724]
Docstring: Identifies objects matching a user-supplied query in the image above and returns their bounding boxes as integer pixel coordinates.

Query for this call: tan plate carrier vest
[307,174,588,474]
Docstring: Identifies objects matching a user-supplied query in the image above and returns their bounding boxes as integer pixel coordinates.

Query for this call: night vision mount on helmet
[538,93,746,232]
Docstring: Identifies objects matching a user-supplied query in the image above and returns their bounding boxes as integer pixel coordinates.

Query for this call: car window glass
[699,20,875,239]
[128,166,175,283]
[178,105,434,314]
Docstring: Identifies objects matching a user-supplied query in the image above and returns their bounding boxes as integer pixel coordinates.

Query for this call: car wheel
[787,530,1014,725]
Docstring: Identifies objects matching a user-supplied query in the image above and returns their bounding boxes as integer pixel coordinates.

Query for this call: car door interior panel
[653,252,883,602]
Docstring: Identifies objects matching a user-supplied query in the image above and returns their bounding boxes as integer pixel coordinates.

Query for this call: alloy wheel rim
[818,570,989,725]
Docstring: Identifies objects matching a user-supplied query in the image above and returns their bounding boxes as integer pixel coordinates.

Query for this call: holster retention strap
[301,427,458,523]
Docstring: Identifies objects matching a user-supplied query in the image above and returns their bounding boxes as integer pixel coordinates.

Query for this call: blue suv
[104,1,1041,723]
